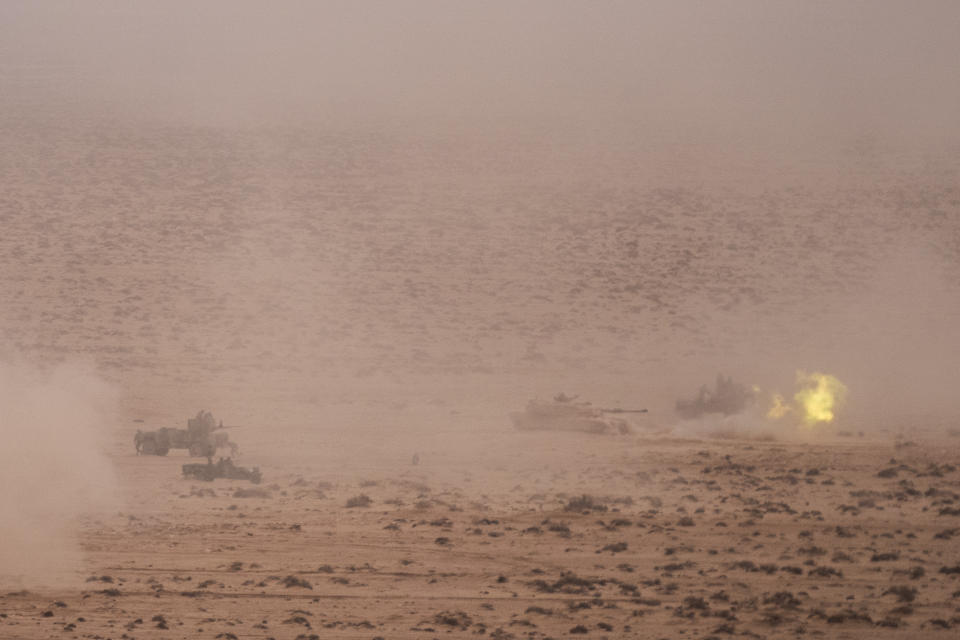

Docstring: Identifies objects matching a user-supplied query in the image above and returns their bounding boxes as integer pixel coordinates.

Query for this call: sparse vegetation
[281,575,313,589]
[883,586,917,603]
[345,494,372,508]
[433,611,472,629]
[564,494,608,513]
[530,572,604,595]
[233,487,271,498]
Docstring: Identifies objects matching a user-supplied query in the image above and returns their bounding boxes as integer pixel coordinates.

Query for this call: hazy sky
[3,1,959,143]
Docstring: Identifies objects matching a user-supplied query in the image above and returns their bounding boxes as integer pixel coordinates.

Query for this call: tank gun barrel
[599,408,648,414]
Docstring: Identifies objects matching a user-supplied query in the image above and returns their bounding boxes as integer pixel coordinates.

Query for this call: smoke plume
[0,359,119,587]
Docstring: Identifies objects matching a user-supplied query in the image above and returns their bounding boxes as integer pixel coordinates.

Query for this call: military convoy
[511,393,646,435]
[135,410,262,484]
[134,410,238,457]
[139,396,647,488]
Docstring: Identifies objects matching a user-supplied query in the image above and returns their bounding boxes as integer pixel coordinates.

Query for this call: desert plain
[3,3,960,639]
[1,116,958,640]
[10,426,960,640]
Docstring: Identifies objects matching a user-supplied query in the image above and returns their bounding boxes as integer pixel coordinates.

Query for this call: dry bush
[345,494,372,508]
[282,575,313,589]
[564,495,608,513]
[233,487,271,499]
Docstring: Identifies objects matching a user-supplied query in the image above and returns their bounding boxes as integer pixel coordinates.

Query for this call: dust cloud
[0,360,119,587]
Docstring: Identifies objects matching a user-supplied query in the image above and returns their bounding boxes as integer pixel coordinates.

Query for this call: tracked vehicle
[511,393,645,435]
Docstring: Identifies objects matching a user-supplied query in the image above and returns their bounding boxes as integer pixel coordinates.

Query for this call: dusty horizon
[3,2,960,139]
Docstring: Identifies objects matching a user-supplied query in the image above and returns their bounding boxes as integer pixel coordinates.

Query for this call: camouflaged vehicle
[135,410,238,457]
[510,393,645,435]
[182,457,262,484]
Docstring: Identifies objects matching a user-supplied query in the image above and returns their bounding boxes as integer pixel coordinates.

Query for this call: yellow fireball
[794,371,847,428]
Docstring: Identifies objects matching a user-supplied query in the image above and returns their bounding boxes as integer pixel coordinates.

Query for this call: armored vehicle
[182,457,262,484]
[135,410,238,457]
[675,374,754,420]
[511,393,645,435]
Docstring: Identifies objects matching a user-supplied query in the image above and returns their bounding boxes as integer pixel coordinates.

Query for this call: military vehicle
[511,393,646,435]
[675,374,754,420]
[182,457,262,484]
[135,410,238,457]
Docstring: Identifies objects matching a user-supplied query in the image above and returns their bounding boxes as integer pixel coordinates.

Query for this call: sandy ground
[1,119,960,638]
[4,430,960,638]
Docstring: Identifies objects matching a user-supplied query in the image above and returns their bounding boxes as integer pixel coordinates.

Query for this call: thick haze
[1,2,958,440]
[3,0,960,146]
[3,0,960,615]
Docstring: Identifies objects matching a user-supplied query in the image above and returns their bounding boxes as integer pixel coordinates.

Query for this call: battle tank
[510,393,645,435]
[135,410,238,457]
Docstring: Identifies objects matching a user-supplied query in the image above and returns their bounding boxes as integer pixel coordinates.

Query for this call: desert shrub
[564,494,607,512]
[281,575,313,589]
[524,606,553,615]
[883,586,917,603]
[233,487,271,498]
[763,591,801,609]
[433,611,472,629]
[530,572,602,594]
[345,494,372,508]
[546,521,571,535]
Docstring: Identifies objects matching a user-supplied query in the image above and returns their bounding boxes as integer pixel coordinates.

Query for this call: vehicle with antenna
[134,410,239,457]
